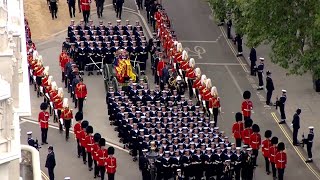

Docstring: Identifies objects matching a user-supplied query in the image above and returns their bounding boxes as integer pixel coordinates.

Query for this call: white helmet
[44,66,49,76]
[211,86,218,96]
[201,75,207,85]
[37,56,43,65]
[32,50,39,60]
[206,78,212,89]
[51,81,57,90]
[58,88,64,97]
[195,68,201,77]
[48,76,53,85]
[63,98,69,108]
[177,43,183,52]
[182,50,188,60]
[189,58,195,68]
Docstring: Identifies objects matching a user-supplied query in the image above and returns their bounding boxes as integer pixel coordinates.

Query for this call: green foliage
[208,0,227,20]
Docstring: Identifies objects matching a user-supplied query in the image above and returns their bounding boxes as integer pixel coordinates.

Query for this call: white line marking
[180,40,218,43]
[20,118,129,153]
[20,120,27,124]
[196,63,248,66]
[224,65,243,95]
[134,1,152,38]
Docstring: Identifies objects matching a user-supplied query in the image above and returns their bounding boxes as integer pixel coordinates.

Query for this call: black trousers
[227,26,232,38]
[83,10,90,24]
[279,105,286,120]
[235,138,242,147]
[258,72,263,86]
[82,146,87,162]
[78,98,85,112]
[50,2,57,19]
[41,128,48,143]
[187,79,193,97]
[271,162,277,177]
[293,128,299,144]
[99,166,106,180]
[68,3,76,17]
[97,3,104,17]
[307,143,313,158]
[252,149,258,165]
[108,173,115,180]
[77,139,81,156]
[264,157,270,172]
[266,90,273,105]
[136,0,142,9]
[78,0,81,12]
[87,152,93,168]
[278,168,285,180]
[48,167,54,180]
[212,108,219,127]
[250,61,256,75]
[94,160,99,176]
[116,6,123,18]
[64,120,71,139]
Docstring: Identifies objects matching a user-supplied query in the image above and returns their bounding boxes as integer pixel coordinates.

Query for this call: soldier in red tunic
[232,112,244,147]
[85,126,94,171]
[105,147,117,180]
[39,102,50,145]
[35,58,45,97]
[97,138,108,180]
[202,78,212,113]
[262,130,272,175]
[241,119,253,145]
[156,54,166,89]
[92,133,102,178]
[242,91,253,121]
[208,86,221,127]
[198,75,207,102]
[60,98,73,141]
[275,142,287,180]
[185,58,196,98]
[80,0,91,24]
[249,124,261,166]
[75,78,88,112]
[79,120,89,163]
[73,112,83,158]
[268,137,279,179]
[41,66,50,98]
[59,48,69,82]
[192,68,201,99]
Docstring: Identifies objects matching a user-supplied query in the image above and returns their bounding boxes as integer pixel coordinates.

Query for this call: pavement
[21,0,320,179]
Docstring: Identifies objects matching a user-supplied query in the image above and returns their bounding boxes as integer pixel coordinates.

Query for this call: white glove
[219,107,222,113]
[202,101,206,107]
[198,95,201,101]
[192,88,196,95]
[59,118,63,125]
[174,63,177,69]
[290,123,293,126]
[50,102,53,108]
[33,76,36,81]
[45,93,50,99]
[185,77,188,84]
[179,69,182,75]
[209,109,213,114]
[40,86,43,92]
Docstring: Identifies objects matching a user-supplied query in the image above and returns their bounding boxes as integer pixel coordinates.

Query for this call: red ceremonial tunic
[81,0,91,11]
[268,146,278,163]
[35,66,44,77]
[174,52,182,63]
[180,61,189,71]
[54,97,63,110]
[60,108,73,120]
[193,78,201,89]
[208,97,220,108]
[232,122,244,139]
[74,122,82,139]
[42,76,49,87]
[79,130,87,147]
[97,148,108,166]
[75,82,88,98]
[186,68,196,79]
[105,156,117,174]
[249,133,261,150]
[262,139,272,157]
[38,111,49,128]
[157,61,166,77]
[59,52,69,71]
[241,100,253,117]
[241,128,253,145]
[275,151,287,169]
[92,143,100,161]
[85,135,94,153]
[202,90,212,101]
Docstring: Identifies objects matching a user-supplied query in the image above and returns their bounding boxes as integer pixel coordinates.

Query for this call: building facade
[0,0,32,179]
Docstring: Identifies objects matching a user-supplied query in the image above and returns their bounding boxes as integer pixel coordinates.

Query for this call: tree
[209,0,227,22]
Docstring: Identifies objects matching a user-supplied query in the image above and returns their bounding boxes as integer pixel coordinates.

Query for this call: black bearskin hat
[86,125,93,134]
[81,120,89,129]
[40,102,48,110]
[277,142,285,151]
[252,124,260,133]
[264,130,272,138]
[75,112,83,121]
[108,146,115,155]
[244,119,253,128]
[271,137,278,145]
[235,112,243,122]
[93,133,101,143]
[99,138,106,147]
[243,91,251,100]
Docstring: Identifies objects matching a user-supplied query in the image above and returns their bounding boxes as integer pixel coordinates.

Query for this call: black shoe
[83,161,87,164]
[45,142,48,144]
[267,171,271,175]
[306,159,313,163]
[89,167,93,171]
[293,143,300,146]
[41,143,44,145]
[278,121,286,124]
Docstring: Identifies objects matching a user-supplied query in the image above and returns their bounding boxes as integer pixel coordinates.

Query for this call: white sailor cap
[259,57,265,60]
[247,148,253,151]
[236,147,241,150]
[227,147,231,150]
[206,148,212,151]
[214,127,219,130]
[165,151,170,154]
[193,135,199,138]
[210,121,215,124]
[177,169,181,172]
[282,89,287,93]
[27,131,32,135]
[309,126,314,129]
[190,142,195,145]
[225,159,231,162]
[64,177,71,180]
[142,149,148,152]
[139,129,144,132]
[219,142,224,145]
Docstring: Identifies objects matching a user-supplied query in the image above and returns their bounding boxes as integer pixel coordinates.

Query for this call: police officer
[45,145,56,180]
[249,47,257,76]
[257,58,264,90]
[266,71,274,105]
[49,0,58,20]
[235,34,243,57]
[305,126,314,163]
[278,90,287,124]
[27,131,40,150]
[291,108,301,146]
[227,19,232,39]
[139,149,151,180]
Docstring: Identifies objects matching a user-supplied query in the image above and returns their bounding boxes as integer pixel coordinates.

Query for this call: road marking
[133,1,152,38]
[20,118,129,153]
[271,112,320,179]
[196,62,247,66]
[184,46,206,59]
[20,120,27,124]
[224,65,243,95]
[41,171,49,180]
[180,40,218,43]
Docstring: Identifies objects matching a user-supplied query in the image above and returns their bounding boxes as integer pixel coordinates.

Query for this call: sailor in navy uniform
[76,41,88,73]
[181,149,192,179]
[138,40,149,72]
[278,90,287,124]
[162,151,173,180]
[257,58,265,90]
[305,126,314,163]
[214,147,225,180]
[232,147,243,180]
[191,148,203,180]
[27,131,40,150]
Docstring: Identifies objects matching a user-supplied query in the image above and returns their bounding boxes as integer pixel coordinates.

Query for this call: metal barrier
[20,145,42,180]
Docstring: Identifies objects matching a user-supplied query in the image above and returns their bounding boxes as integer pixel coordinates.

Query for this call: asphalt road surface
[21,0,320,179]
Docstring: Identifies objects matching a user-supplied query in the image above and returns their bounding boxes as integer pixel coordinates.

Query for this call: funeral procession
[13,0,320,179]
